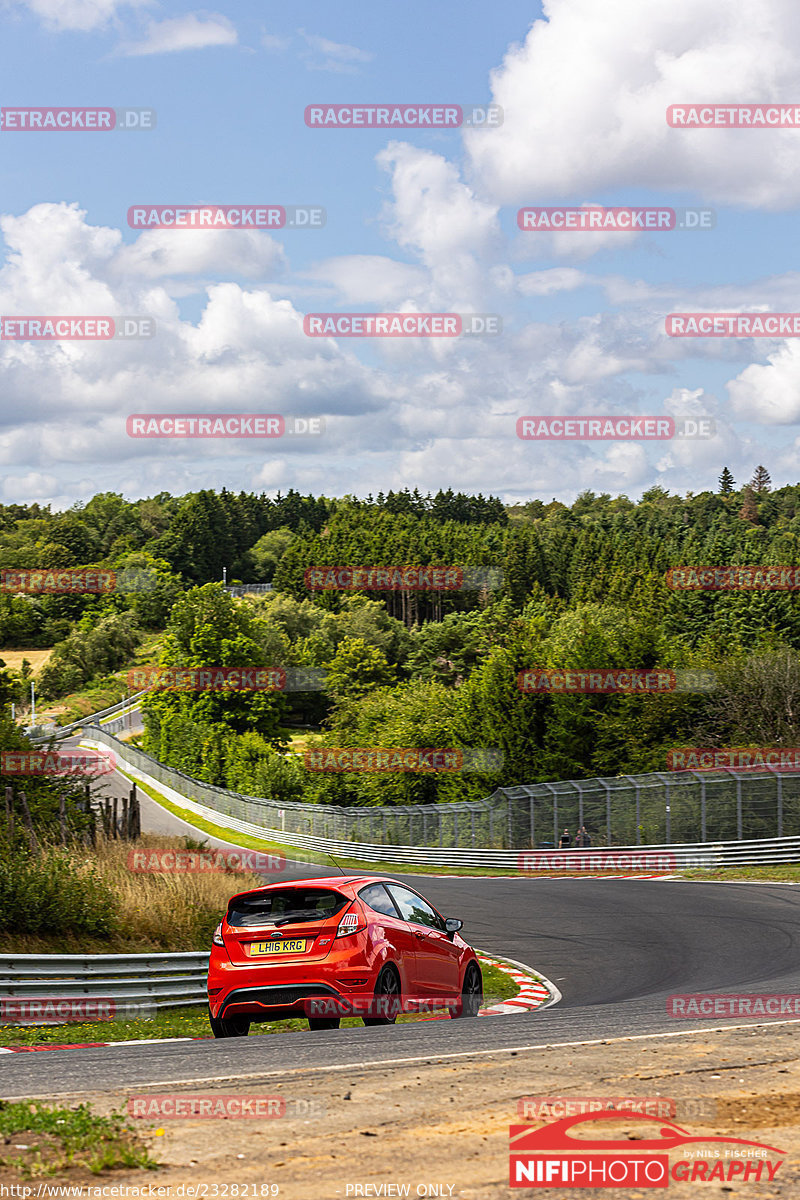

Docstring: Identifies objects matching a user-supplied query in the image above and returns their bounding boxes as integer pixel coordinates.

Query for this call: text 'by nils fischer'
[1,107,155,130]
[1,317,154,339]
[128,205,325,228]
[126,414,324,437]
[517,416,714,439]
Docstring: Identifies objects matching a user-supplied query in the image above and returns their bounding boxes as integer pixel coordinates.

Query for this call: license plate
[247,939,308,956]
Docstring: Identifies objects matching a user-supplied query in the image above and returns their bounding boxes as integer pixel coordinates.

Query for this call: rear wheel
[208,1007,250,1038]
[363,965,401,1025]
[308,1016,341,1030]
[450,962,483,1018]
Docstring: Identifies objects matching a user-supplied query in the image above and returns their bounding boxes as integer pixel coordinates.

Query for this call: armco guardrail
[28,692,147,743]
[82,731,800,869]
[84,723,800,855]
[0,952,208,1012]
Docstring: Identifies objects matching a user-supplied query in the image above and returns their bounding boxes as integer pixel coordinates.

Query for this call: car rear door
[357,882,418,1000]
[385,883,460,1000]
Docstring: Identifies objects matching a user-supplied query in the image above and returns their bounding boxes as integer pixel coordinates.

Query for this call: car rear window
[358,882,401,918]
[227,888,349,927]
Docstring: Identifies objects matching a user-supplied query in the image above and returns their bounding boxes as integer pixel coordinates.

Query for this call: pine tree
[739,486,759,524]
[718,467,735,494]
[750,465,772,493]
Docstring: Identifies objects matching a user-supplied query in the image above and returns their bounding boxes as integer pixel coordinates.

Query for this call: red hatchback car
[207,874,483,1036]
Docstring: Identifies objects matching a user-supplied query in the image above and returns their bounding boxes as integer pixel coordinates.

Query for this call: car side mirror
[445,917,463,940]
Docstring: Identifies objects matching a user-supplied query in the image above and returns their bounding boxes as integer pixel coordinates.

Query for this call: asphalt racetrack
[3,858,800,1100]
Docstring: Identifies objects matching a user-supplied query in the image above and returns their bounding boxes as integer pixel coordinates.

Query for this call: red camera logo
[510,1111,784,1187]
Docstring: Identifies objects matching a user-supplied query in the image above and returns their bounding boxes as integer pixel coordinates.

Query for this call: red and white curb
[0,954,558,1050]
[477,953,558,1016]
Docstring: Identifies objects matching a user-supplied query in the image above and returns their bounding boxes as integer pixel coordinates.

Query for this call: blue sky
[1,0,800,509]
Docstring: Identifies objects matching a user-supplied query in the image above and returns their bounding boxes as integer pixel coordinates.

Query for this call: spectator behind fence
[559,828,571,849]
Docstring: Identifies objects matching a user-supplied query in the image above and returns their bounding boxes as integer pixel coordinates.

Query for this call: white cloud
[118,12,236,56]
[465,0,800,209]
[308,256,430,307]
[517,267,589,296]
[261,30,290,53]
[299,29,372,73]
[112,229,286,281]
[376,143,503,310]
[5,0,147,32]
[728,340,800,423]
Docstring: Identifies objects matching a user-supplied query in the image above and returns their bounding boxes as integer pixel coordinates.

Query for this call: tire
[450,962,483,1019]
[308,1016,341,1030]
[363,965,401,1025]
[208,1007,250,1038]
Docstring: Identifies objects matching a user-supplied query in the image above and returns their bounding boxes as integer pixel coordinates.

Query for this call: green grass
[680,863,800,882]
[0,1100,158,1178]
[0,962,521,1047]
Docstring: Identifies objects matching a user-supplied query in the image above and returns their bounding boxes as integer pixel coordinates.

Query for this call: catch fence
[83,728,800,850]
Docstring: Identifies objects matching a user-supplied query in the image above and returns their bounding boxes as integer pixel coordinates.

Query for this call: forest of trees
[3,469,800,808]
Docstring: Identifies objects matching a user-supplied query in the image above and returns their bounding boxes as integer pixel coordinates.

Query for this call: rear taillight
[213,922,224,946]
[335,906,366,938]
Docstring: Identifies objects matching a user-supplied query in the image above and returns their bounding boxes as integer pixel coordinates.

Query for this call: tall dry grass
[0,834,263,954]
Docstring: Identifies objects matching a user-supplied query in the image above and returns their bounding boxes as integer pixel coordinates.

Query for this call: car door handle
[413,930,426,939]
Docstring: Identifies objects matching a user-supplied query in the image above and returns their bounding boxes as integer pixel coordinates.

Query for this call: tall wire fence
[84,728,800,850]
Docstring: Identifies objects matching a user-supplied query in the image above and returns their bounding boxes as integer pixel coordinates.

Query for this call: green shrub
[0,847,118,937]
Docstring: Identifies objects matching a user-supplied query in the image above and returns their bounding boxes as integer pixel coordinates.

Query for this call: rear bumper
[217,983,346,1022]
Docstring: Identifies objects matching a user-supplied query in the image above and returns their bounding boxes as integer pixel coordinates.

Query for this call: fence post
[777,771,783,838]
[112,796,119,839]
[575,782,584,832]
[471,807,476,848]
[602,782,611,846]
[529,792,535,849]
[18,791,39,855]
[507,797,513,850]
[59,795,68,846]
[665,780,671,845]
[5,786,14,841]
[736,774,743,840]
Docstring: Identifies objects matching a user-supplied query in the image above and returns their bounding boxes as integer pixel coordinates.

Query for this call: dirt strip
[7,1024,800,1198]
